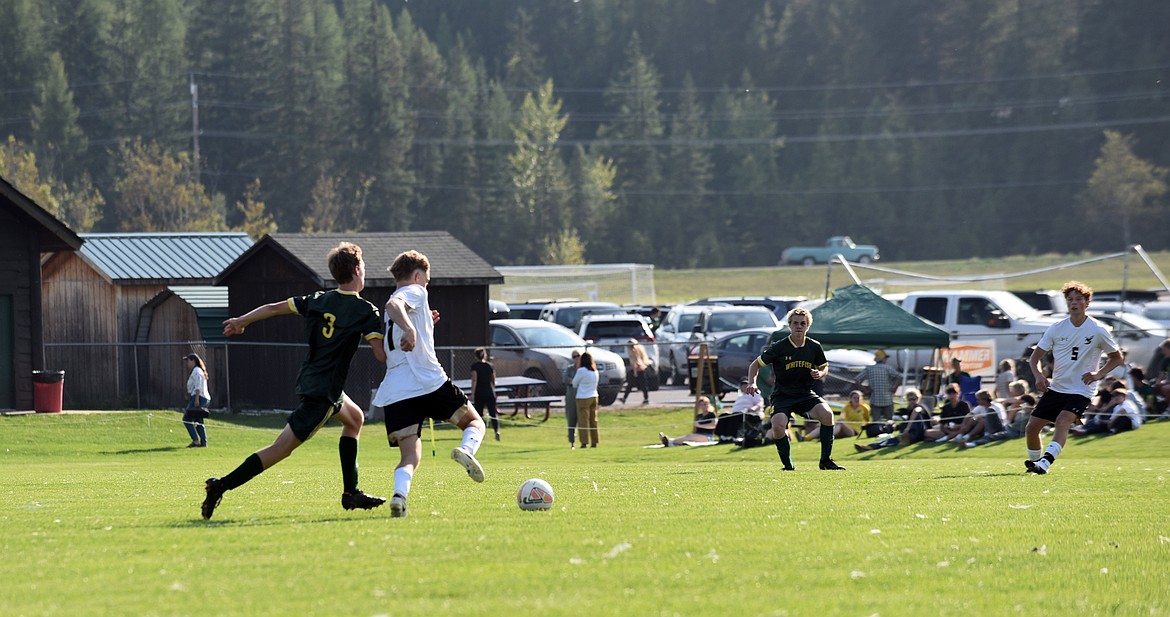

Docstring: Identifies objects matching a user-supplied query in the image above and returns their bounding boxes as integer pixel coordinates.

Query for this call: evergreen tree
[568,145,618,262]
[473,79,517,265]
[31,52,88,185]
[339,0,413,231]
[664,74,714,267]
[1080,131,1168,251]
[596,33,665,264]
[397,10,447,231]
[508,80,571,265]
[107,0,188,144]
[0,0,48,142]
[437,38,482,247]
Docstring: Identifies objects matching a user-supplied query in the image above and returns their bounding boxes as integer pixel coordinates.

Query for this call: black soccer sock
[220,453,265,491]
[775,436,793,469]
[339,436,359,493]
[819,425,835,461]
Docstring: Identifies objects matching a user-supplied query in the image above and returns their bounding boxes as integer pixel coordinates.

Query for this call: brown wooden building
[0,177,83,410]
[216,232,503,411]
[40,233,252,408]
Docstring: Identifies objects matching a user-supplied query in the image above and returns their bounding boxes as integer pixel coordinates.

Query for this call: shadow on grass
[166,514,365,528]
[104,445,187,455]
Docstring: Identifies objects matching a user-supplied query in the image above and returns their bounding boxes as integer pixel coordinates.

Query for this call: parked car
[1087,310,1169,375]
[1139,301,1170,329]
[506,301,552,320]
[577,314,660,390]
[1011,290,1067,316]
[657,305,782,385]
[538,301,628,330]
[780,236,879,266]
[712,328,875,396]
[654,303,728,385]
[690,296,806,320]
[488,319,625,406]
[488,300,511,320]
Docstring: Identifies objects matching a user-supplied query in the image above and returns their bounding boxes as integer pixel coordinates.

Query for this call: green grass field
[3,408,1168,616]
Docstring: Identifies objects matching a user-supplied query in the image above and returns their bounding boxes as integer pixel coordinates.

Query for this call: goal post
[495,264,656,306]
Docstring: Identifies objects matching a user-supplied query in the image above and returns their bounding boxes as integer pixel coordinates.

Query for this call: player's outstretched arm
[223,300,295,337]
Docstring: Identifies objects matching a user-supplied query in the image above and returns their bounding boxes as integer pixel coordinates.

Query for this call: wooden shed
[40,233,252,408]
[215,232,503,411]
[0,176,83,410]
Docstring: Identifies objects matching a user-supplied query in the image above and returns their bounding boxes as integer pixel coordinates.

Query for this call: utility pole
[190,72,201,183]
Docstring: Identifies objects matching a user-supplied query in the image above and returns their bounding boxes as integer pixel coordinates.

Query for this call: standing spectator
[573,351,600,448]
[376,250,489,518]
[995,359,1017,399]
[946,357,971,386]
[648,306,663,332]
[202,242,387,520]
[853,350,900,423]
[182,353,211,448]
[470,348,500,441]
[620,339,651,405]
[745,308,846,471]
[563,350,581,448]
[1025,281,1123,475]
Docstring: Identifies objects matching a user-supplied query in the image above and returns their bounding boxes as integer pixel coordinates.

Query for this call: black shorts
[770,394,826,420]
[384,381,470,446]
[287,395,341,442]
[1032,390,1091,422]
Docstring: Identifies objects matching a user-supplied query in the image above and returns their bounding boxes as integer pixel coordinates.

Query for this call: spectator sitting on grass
[1106,388,1143,434]
[933,383,971,442]
[660,398,720,447]
[946,390,1006,447]
[807,390,867,440]
[854,389,932,452]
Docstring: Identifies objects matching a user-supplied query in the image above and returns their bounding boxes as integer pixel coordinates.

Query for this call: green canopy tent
[772,284,949,350]
[770,285,951,395]
[795,283,950,351]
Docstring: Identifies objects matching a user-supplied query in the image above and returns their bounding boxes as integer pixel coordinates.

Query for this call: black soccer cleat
[819,459,847,471]
[202,477,225,520]
[341,490,386,511]
[1024,459,1047,475]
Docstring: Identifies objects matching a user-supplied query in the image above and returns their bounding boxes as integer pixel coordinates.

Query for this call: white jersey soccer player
[1025,281,1123,475]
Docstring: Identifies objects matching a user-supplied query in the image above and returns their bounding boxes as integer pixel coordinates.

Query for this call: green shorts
[287,395,341,442]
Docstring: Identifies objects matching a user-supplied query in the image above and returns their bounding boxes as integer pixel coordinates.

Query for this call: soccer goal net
[495,264,657,306]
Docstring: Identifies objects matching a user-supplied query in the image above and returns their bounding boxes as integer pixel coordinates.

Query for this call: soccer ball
[517,478,555,511]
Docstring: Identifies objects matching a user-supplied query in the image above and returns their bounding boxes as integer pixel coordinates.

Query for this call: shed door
[0,295,12,408]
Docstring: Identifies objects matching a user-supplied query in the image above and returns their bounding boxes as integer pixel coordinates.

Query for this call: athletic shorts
[1031,390,1091,422]
[287,395,341,442]
[769,394,826,420]
[384,380,470,447]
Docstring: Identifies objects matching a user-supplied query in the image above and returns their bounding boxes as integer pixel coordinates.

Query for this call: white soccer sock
[1027,448,1043,462]
[1036,442,1063,470]
[461,426,484,455]
[393,466,414,498]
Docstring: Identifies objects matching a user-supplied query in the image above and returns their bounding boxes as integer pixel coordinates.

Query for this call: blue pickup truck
[780,236,879,266]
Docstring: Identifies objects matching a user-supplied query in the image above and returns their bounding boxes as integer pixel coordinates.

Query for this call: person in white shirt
[374,250,488,518]
[1025,281,1123,475]
[573,352,601,447]
[1106,388,1142,433]
[182,353,211,447]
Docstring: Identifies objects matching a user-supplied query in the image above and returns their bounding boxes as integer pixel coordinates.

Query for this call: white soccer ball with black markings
[517,478,555,511]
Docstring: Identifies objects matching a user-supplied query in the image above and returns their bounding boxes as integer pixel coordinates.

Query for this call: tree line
[1,0,1167,268]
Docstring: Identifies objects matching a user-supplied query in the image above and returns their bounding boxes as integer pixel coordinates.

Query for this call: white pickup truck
[888,290,1060,378]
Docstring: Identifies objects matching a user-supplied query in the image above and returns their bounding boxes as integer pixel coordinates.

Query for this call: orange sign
[939,340,997,377]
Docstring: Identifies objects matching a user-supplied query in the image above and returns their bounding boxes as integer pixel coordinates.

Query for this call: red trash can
[32,370,65,413]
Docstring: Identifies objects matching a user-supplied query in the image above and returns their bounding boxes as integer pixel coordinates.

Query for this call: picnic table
[451,375,560,422]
